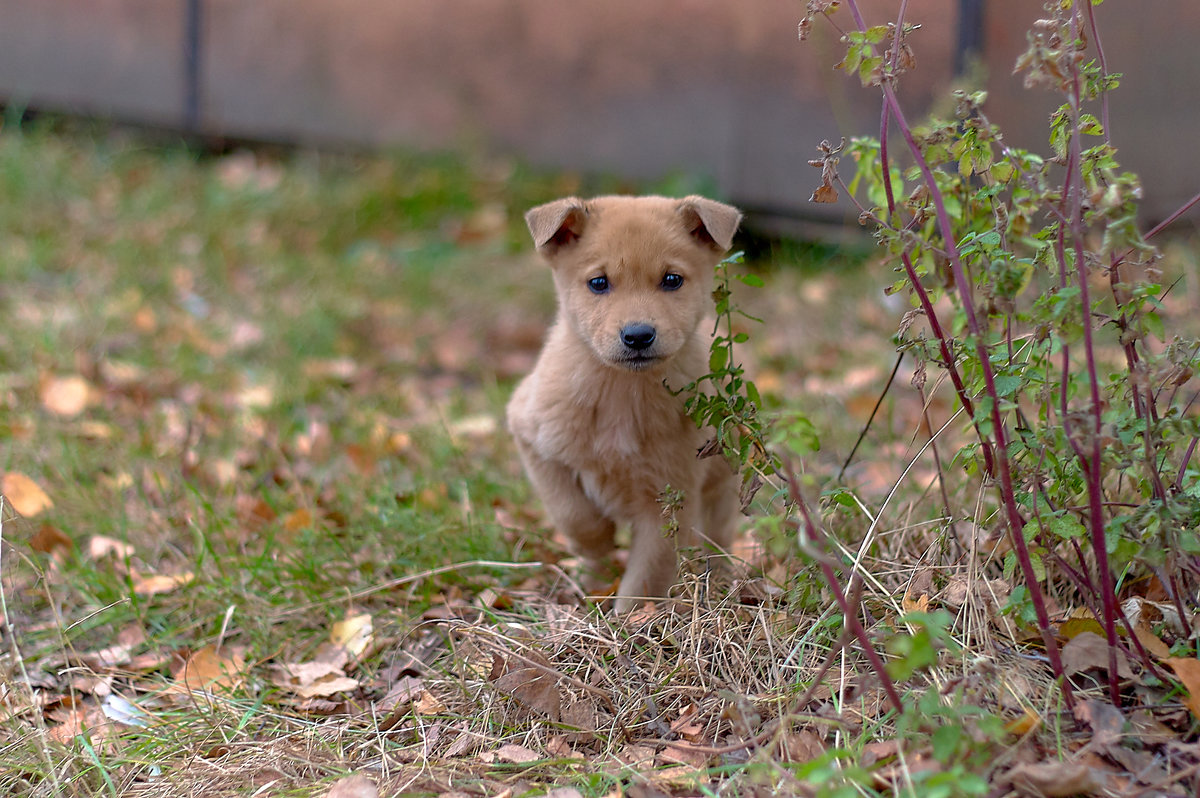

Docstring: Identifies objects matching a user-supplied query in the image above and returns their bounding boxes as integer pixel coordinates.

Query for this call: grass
[6,118,1196,797]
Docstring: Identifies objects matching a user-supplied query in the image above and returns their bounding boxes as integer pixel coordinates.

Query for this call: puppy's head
[525,195,741,372]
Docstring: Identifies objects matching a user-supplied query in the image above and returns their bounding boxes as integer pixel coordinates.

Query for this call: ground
[3,121,1200,797]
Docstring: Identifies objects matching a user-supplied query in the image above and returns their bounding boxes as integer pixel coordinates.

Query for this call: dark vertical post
[954,0,985,75]
[184,0,203,132]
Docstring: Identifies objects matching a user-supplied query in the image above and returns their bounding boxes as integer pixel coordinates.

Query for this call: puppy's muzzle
[620,323,657,352]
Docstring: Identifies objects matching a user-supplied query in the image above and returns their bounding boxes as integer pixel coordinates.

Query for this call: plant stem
[1066,1,1120,706]
[788,471,904,715]
[841,0,1073,704]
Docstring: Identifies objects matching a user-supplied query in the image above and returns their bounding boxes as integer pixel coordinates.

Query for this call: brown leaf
[809,183,839,204]
[660,741,711,769]
[1164,657,1200,719]
[271,661,360,699]
[781,730,825,763]
[481,743,540,764]
[543,789,584,798]
[379,676,432,710]
[3,472,54,517]
[40,375,92,417]
[415,690,446,715]
[171,644,247,695]
[30,523,73,558]
[494,666,562,721]
[325,774,379,798]
[1004,760,1101,796]
[1073,699,1124,752]
[1061,632,1135,680]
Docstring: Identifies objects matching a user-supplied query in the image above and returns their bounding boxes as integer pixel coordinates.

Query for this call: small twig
[838,350,905,481]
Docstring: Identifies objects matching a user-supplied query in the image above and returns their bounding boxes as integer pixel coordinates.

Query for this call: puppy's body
[507,195,741,612]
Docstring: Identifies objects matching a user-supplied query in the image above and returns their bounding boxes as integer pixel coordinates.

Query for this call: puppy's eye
[660,273,684,291]
[588,276,610,294]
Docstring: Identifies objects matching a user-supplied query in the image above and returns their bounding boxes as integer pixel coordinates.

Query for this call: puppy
[506,195,742,612]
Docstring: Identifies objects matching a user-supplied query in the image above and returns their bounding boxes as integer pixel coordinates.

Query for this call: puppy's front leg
[614,498,699,614]
[513,439,617,588]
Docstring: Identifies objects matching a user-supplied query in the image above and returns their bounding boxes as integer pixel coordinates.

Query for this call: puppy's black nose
[621,323,657,351]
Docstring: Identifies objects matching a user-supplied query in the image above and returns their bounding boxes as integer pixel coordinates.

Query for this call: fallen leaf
[88,535,136,560]
[1061,631,1135,680]
[171,645,247,695]
[1132,625,1172,660]
[493,666,562,720]
[781,730,825,762]
[101,693,149,727]
[493,743,540,764]
[325,774,379,798]
[330,613,373,659]
[660,741,711,768]
[1164,657,1200,719]
[132,571,194,597]
[1073,699,1124,752]
[41,375,92,417]
[1003,760,1100,797]
[3,472,54,517]
[1058,616,1106,641]
[415,690,446,715]
[296,676,359,699]
[901,591,929,614]
[447,414,497,439]
[283,508,315,533]
[1004,707,1041,736]
[271,661,360,699]
[376,675,424,713]
[29,523,73,558]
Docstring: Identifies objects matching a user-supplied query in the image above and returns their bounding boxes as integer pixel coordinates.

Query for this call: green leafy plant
[800,0,1200,712]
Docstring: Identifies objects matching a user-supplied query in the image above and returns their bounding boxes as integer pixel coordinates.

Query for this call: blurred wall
[0,1,1195,223]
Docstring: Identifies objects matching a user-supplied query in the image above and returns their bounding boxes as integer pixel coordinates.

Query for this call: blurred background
[2,0,1198,226]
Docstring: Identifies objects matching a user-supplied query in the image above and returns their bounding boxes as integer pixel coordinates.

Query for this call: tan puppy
[507,195,742,612]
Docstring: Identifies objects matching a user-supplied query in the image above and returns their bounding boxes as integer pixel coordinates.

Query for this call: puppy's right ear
[525,198,588,255]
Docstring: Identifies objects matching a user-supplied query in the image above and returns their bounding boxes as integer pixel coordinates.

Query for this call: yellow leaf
[1004,707,1041,736]
[2,472,54,517]
[133,571,194,596]
[330,612,373,659]
[1058,616,1105,640]
[40,375,92,417]
[901,592,929,614]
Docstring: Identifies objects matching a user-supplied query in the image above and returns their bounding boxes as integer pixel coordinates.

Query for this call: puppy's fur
[507,195,742,612]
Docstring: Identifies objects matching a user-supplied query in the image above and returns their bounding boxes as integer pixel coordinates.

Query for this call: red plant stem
[840,0,1072,705]
[788,473,904,715]
[1145,190,1200,242]
[881,100,997,478]
[1082,0,1111,145]
[1065,2,1121,706]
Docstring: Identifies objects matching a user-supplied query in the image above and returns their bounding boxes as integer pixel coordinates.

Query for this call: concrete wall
[0,1,1196,222]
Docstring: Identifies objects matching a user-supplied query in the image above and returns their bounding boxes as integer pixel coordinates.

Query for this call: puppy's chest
[556,384,700,474]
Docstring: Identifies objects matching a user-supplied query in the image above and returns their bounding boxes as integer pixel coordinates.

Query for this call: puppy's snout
[620,323,657,351]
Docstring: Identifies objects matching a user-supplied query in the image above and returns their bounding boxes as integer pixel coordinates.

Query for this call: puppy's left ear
[678,196,742,252]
